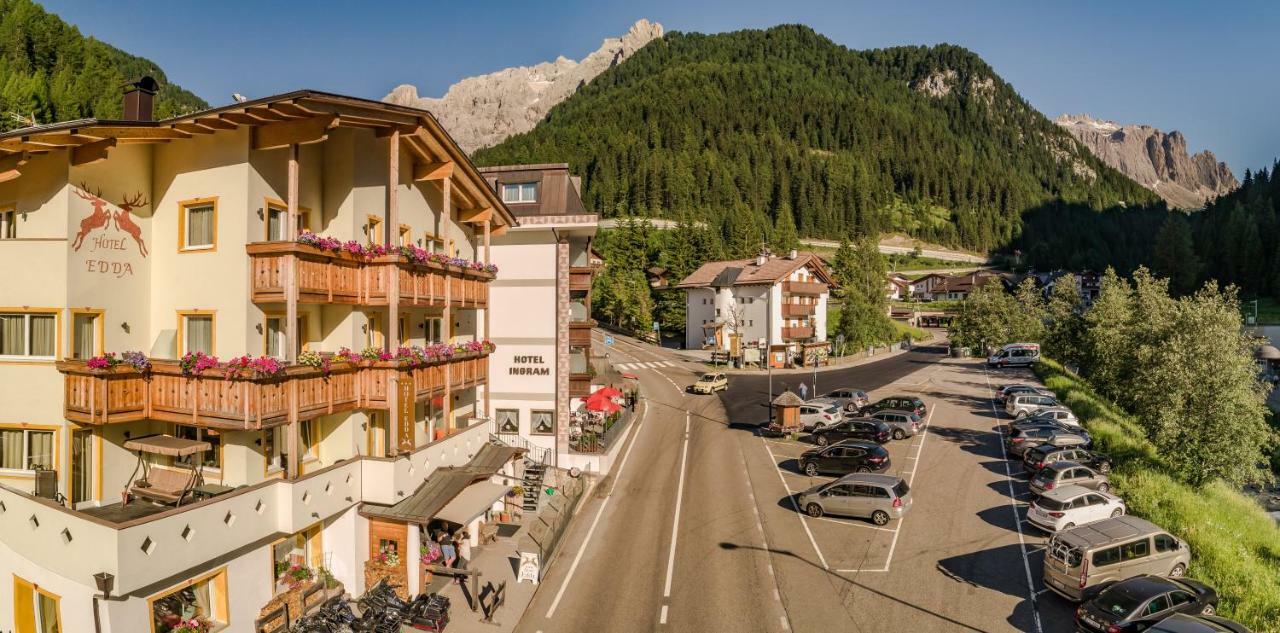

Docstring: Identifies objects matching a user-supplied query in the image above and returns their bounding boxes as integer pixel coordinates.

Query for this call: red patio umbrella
[585,397,622,413]
[591,386,624,399]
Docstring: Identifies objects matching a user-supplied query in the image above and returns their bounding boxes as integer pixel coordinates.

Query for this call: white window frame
[501,182,538,203]
[0,311,58,360]
[0,426,56,474]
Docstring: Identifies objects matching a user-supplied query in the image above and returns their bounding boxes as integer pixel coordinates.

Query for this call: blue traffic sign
[605,335,614,346]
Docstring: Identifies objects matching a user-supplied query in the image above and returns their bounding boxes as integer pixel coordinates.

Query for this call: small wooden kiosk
[766,391,805,436]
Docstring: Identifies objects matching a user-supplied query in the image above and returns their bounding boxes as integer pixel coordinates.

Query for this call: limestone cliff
[386,19,664,153]
[1055,113,1236,208]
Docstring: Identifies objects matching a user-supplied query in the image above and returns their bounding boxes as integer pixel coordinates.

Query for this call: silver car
[796,473,912,525]
[868,410,922,440]
[1005,393,1060,418]
[1025,406,1080,429]
[811,388,870,414]
[799,402,843,431]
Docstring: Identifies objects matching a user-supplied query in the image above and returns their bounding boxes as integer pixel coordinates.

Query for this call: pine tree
[772,202,799,252]
[1151,215,1201,295]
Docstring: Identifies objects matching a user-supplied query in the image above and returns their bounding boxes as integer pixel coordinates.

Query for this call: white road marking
[985,369,1045,633]
[544,404,649,619]
[662,412,691,599]
[761,436,829,569]
[877,405,933,572]
[741,441,793,633]
[810,515,899,532]
[660,604,668,624]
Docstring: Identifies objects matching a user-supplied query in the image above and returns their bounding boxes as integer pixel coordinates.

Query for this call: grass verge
[1035,358,1280,631]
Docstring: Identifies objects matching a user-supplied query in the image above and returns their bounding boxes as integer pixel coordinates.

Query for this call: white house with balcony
[676,250,833,364]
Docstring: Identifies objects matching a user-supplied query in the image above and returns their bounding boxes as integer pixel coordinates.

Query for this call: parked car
[796,473,912,524]
[999,384,1056,403]
[1023,406,1080,428]
[811,388,870,413]
[1006,393,1061,418]
[1027,485,1125,532]
[1076,575,1219,633]
[869,410,923,440]
[811,418,891,446]
[988,342,1041,368]
[1006,427,1089,456]
[861,395,927,417]
[1029,461,1112,496]
[799,402,844,431]
[690,372,727,394]
[1043,516,1191,602]
[1146,613,1252,633]
[1024,446,1112,474]
[798,441,891,476]
[1009,417,1081,437]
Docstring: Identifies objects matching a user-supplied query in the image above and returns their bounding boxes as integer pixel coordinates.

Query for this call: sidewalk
[423,521,534,632]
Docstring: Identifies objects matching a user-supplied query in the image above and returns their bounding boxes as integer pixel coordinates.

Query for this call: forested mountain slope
[0,0,206,129]
[475,25,1158,254]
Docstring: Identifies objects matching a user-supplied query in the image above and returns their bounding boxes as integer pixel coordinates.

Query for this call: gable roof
[359,442,523,525]
[675,252,834,289]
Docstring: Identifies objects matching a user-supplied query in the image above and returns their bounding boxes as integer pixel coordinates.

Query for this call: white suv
[1028,485,1125,532]
[1006,393,1059,418]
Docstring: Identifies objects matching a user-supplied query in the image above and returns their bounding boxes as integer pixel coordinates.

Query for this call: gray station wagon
[1029,461,1111,496]
[796,473,912,525]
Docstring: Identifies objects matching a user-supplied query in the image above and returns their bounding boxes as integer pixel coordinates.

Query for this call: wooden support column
[385,130,402,454]
[483,220,491,264]
[285,144,300,364]
[482,219,491,418]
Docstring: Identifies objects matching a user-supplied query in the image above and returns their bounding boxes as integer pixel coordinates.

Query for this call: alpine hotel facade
[0,81,523,632]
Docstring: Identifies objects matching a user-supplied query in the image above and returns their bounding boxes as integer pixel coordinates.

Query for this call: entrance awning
[359,441,524,525]
[436,481,511,525]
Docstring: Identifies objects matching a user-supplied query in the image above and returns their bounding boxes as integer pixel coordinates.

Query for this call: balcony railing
[569,267,596,292]
[248,242,491,308]
[782,303,816,317]
[569,373,593,398]
[782,280,826,296]
[568,323,593,348]
[57,351,490,430]
[782,326,815,339]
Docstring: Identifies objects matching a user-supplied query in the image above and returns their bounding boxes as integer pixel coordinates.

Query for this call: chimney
[122,76,160,122]
[755,254,766,267]
[787,249,798,260]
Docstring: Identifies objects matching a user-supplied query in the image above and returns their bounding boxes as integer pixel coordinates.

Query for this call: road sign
[605,335,614,346]
[652,321,660,331]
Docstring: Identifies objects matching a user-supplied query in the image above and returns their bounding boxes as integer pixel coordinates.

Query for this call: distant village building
[676,249,833,364]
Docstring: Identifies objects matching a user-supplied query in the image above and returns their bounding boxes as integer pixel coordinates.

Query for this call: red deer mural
[71,183,110,252]
[112,191,148,257]
[70,184,149,257]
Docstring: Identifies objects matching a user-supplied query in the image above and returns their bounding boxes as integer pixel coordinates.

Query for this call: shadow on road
[719,541,992,632]
[975,505,1031,536]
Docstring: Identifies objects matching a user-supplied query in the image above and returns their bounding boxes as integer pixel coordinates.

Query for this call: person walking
[453,531,471,584]
[798,381,808,400]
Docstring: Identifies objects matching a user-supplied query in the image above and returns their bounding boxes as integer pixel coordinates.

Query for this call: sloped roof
[772,391,806,407]
[676,252,833,289]
[360,442,523,525]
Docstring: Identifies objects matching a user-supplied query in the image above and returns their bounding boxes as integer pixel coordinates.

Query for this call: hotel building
[0,80,526,632]
[478,164,611,473]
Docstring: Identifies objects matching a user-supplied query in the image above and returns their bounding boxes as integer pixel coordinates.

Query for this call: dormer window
[502,182,538,203]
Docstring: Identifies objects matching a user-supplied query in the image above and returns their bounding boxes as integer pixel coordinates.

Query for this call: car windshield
[823,405,840,414]
[907,413,922,422]
[1036,497,1069,511]
[700,374,716,381]
[892,481,910,497]
[1095,587,1142,617]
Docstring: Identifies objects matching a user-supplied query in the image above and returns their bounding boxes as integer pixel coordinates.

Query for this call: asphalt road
[515,333,1079,633]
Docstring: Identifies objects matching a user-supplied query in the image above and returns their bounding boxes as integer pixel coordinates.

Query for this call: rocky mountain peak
[1055,113,1237,209]
[386,19,664,153]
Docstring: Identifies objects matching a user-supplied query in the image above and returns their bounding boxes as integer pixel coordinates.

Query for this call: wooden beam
[195,117,237,130]
[0,140,56,152]
[172,123,215,135]
[490,223,509,237]
[375,124,418,138]
[245,107,291,122]
[413,161,453,181]
[459,207,493,224]
[295,99,420,127]
[0,151,28,183]
[270,102,320,118]
[252,114,338,150]
[20,133,97,147]
[220,112,268,125]
[77,126,191,140]
[70,138,116,166]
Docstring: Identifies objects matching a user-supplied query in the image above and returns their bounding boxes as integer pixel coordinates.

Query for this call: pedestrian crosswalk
[614,360,680,371]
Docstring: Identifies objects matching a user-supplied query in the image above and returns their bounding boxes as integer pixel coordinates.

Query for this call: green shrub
[1036,358,1280,632]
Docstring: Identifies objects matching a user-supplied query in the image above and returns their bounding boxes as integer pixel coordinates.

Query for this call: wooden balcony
[57,352,490,429]
[569,267,596,292]
[569,373,593,398]
[782,280,826,296]
[248,242,491,309]
[781,326,815,340]
[568,322,594,348]
[782,303,816,317]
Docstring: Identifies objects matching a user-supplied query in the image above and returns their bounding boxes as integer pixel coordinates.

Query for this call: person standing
[454,531,471,584]
[798,381,808,400]
[440,532,456,574]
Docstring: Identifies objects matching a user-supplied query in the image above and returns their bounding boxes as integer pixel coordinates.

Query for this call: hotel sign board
[396,374,414,452]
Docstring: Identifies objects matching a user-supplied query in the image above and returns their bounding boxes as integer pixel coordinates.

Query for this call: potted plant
[171,619,211,633]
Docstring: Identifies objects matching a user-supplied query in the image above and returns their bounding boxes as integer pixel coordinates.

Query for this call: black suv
[861,395,926,417]
[811,418,891,447]
[1076,575,1219,633]
[1023,445,1112,473]
[799,441,891,476]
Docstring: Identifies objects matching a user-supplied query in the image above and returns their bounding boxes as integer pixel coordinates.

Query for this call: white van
[988,343,1041,368]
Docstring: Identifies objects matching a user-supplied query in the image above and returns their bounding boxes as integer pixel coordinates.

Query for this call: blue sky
[42,0,1279,176]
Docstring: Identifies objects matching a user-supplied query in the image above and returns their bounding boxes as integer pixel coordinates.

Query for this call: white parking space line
[544,404,648,619]
[761,436,829,570]
[810,515,899,533]
[659,604,669,624]
[985,369,1045,633]
[877,405,933,572]
[662,413,692,599]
